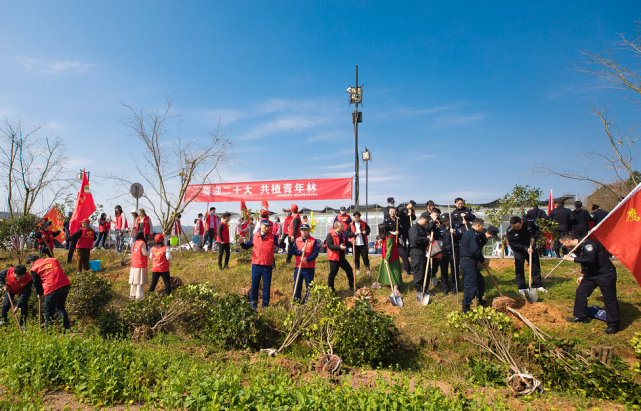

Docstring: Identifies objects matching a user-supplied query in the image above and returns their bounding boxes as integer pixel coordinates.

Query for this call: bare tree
[531,20,641,200]
[110,98,238,234]
[0,117,72,218]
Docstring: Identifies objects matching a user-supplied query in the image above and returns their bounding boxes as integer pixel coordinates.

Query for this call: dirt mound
[492,296,516,313]
[345,294,400,316]
[488,259,514,271]
[508,299,568,329]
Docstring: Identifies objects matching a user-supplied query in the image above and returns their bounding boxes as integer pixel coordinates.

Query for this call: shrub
[97,309,127,339]
[122,293,163,329]
[204,293,263,350]
[66,271,113,318]
[630,332,641,357]
[334,299,397,367]
[466,359,506,387]
[172,283,218,332]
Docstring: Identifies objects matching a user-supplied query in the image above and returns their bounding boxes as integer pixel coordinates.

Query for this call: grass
[1,247,640,410]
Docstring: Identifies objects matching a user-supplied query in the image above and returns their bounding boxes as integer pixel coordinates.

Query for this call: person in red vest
[281,208,293,249]
[149,234,172,296]
[376,223,402,298]
[333,206,353,232]
[36,220,60,258]
[292,223,319,303]
[25,254,71,331]
[0,265,32,326]
[129,231,149,300]
[349,211,371,276]
[217,212,232,270]
[68,218,95,272]
[193,213,205,250]
[286,204,302,264]
[111,205,128,254]
[204,207,219,252]
[93,213,108,250]
[325,221,355,293]
[240,219,285,309]
[134,209,153,242]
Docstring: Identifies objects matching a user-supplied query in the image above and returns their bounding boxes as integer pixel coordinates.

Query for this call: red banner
[185,178,352,203]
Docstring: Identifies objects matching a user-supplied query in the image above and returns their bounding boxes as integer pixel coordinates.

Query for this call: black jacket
[573,238,615,276]
[383,205,394,221]
[459,229,487,263]
[506,220,541,257]
[436,224,460,253]
[384,216,405,245]
[451,207,475,231]
[408,222,435,254]
[548,206,575,232]
[572,209,592,233]
[326,231,348,260]
[591,209,608,225]
[523,207,547,222]
[397,206,416,238]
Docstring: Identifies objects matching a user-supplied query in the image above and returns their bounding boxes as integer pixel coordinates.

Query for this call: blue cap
[300,223,311,230]
[260,219,270,226]
[340,206,346,211]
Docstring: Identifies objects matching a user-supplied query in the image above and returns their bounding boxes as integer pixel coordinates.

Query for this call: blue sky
[1,1,640,221]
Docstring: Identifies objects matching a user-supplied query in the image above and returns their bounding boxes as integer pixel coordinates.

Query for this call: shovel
[524,239,538,304]
[6,292,23,332]
[120,238,131,267]
[448,202,460,304]
[418,235,435,306]
[384,260,402,307]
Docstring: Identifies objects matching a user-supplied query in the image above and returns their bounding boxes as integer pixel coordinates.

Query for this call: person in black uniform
[397,200,416,275]
[459,218,492,312]
[408,212,437,299]
[560,233,619,334]
[437,213,461,295]
[591,204,608,225]
[524,205,548,256]
[382,197,395,221]
[506,216,546,294]
[572,201,592,239]
[325,221,355,293]
[428,208,442,284]
[451,198,475,233]
[384,207,411,276]
[548,200,576,258]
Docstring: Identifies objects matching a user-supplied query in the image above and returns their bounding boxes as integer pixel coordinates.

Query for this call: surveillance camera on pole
[347,66,363,211]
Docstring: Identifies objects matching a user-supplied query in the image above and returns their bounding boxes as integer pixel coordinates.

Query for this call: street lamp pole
[347,66,363,211]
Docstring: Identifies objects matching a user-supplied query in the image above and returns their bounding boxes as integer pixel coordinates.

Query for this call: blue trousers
[44,285,70,330]
[2,292,29,325]
[461,261,485,306]
[293,267,314,303]
[250,264,273,309]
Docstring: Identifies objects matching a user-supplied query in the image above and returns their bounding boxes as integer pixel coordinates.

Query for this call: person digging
[25,254,72,332]
[0,265,32,327]
[291,223,320,303]
[459,218,492,313]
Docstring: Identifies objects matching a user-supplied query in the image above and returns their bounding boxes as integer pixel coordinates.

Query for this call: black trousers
[429,256,440,282]
[2,292,29,325]
[409,251,427,292]
[149,271,171,296]
[574,270,619,327]
[440,250,460,293]
[573,229,588,240]
[353,245,370,269]
[514,251,543,289]
[205,229,216,250]
[67,239,77,264]
[44,284,70,330]
[94,231,107,248]
[461,259,484,306]
[218,242,230,267]
[398,242,411,274]
[328,258,354,292]
[286,237,295,263]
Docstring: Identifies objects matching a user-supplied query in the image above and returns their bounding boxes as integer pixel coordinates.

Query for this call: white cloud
[16,57,98,75]
[310,149,353,161]
[319,163,352,170]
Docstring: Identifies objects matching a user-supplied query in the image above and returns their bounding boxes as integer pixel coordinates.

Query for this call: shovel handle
[6,292,22,332]
[485,268,504,297]
[421,233,434,295]
[291,240,308,301]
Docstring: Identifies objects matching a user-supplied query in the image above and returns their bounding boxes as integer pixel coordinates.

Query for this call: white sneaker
[100,247,105,250]
[367,270,371,275]
[537,287,548,293]
[356,270,360,276]
[519,289,526,296]
[92,247,98,251]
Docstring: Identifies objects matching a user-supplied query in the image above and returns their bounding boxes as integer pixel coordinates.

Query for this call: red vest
[295,236,316,268]
[151,245,170,272]
[349,220,368,244]
[283,216,293,235]
[135,216,151,236]
[105,221,111,231]
[38,230,55,251]
[272,222,280,236]
[218,223,230,243]
[381,235,399,263]
[251,232,275,266]
[205,213,218,231]
[31,258,70,295]
[336,214,350,231]
[289,214,302,239]
[173,220,182,235]
[131,240,149,269]
[195,220,204,235]
[326,229,344,262]
[76,228,95,249]
[115,214,127,230]
[98,219,107,232]
[5,267,33,295]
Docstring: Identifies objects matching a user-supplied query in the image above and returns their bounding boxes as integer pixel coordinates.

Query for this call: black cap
[409,200,416,206]
[486,225,500,240]
[419,212,431,220]
[438,213,449,222]
[387,197,395,204]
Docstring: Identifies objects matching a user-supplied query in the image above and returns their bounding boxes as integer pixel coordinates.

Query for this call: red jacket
[283,216,293,235]
[326,229,345,262]
[251,232,276,266]
[194,220,204,236]
[38,230,55,251]
[98,219,107,233]
[295,236,316,268]
[336,214,351,231]
[217,223,230,243]
[131,240,149,269]
[289,214,302,239]
[31,258,70,295]
[114,214,128,230]
[151,245,170,272]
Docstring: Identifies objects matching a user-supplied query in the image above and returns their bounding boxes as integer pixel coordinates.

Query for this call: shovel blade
[430,276,438,287]
[395,296,404,308]
[388,296,398,307]
[524,288,538,304]
[419,293,430,306]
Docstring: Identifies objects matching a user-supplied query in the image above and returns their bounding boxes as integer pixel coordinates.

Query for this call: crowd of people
[2,198,619,335]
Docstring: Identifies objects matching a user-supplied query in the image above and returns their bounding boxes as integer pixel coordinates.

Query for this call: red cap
[260,210,269,218]
[82,218,90,223]
[291,204,298,213]
[154,234,165,243]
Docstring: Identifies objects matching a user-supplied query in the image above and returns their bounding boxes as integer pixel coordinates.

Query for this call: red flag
[545,190,555,250]
[591,182,641,286]
[69,169,96,234]
[43,206,65,243]
[261,200,269,211]
[547,189,555,215]
[240,201,247,213]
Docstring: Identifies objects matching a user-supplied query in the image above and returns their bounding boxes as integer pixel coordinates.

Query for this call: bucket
[192,235,201,244]
[89,260,101,271]
[170,237,179,246]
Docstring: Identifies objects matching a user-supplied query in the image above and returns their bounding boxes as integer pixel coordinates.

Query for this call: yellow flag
[310,210,316,233]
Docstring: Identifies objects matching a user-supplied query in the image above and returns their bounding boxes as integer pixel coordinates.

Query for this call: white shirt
[354,221,364,246]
